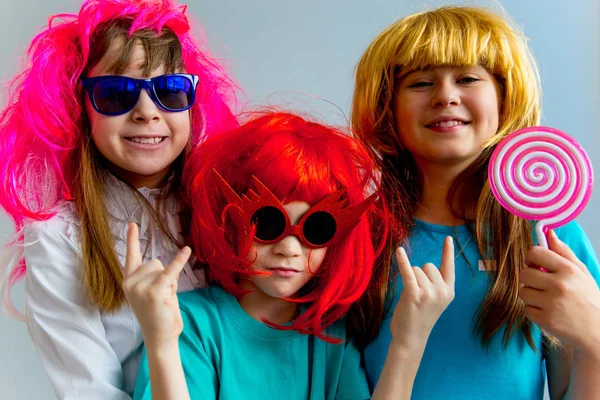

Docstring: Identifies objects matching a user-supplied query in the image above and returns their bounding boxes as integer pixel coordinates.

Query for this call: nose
[130,88,161,123]
[271,235,303,258]
[431,80,461,108]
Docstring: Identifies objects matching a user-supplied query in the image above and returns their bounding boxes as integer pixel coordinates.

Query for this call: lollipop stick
[535,222,548,249]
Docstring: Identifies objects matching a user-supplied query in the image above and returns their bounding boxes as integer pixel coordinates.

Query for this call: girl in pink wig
[0,0,238,398]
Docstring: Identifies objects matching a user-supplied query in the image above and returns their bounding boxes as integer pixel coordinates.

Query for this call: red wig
[184,111,388,342]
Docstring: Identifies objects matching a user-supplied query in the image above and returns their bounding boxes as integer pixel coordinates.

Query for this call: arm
[545,341,600,400]
[133,308,219,400]
[519,229,600,400]
[371,237,455,400]
[24,220,131,400]
[123,222,190,400]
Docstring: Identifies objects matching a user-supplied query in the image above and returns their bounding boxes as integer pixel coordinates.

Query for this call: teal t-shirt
[364,220,600,399]
[134,286,370,400]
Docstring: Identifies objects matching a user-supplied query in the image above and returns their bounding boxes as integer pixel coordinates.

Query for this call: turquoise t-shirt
[364,220,600,399]
[134,286,370,400]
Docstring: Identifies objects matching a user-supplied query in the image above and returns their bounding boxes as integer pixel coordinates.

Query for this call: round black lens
[154,76,191,110]
[251,206,286,241]
[93,78,138,114]
[303,211,336,246]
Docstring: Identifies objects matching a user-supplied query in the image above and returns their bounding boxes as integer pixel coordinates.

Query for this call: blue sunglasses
[81,73,199,116]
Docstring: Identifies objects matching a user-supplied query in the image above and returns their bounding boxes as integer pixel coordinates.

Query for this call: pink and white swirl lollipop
[488,126,594,248]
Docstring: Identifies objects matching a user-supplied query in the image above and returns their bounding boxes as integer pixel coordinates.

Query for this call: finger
[520,266,553,290]
[519,286,545,309]
[439,236,455,287]
[546,230,588,273]
[124,259,166,292]
[422,263,444,286]
[164,246,192,280]
[412,267,431,289]
[526,246,576,274]
[396,247,418,291]
[124,222,143,277]
[523,305,545,326]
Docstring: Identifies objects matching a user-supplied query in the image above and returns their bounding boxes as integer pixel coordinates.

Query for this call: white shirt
[22,176,204,399]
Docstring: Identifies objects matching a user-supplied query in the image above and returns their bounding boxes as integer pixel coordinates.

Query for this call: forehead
[88,38,160,78]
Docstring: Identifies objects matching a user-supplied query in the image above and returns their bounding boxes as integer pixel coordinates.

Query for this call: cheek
[477,87,501,128]
[308,248,327,271]
[247,245,262,266]
[88,117,114,153]
[394,94,421,140]
[171,112,192,140]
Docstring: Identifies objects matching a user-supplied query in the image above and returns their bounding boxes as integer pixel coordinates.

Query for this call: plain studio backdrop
[0,0,598,399]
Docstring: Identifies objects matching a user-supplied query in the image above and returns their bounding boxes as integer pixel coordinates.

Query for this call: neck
[238,284,299,325]
[108,164,170,189]
[414,159,471,226]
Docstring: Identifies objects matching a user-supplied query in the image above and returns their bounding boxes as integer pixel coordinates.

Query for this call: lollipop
[488,126,594,248]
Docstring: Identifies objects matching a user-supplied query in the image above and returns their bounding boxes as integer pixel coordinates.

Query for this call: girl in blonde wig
[350,6,600,399]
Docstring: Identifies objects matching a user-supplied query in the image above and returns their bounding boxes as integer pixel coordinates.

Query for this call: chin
[259,286,299,300]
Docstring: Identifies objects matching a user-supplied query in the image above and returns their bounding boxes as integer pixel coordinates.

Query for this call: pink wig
[184,111,388,343]
[0,0,239,311]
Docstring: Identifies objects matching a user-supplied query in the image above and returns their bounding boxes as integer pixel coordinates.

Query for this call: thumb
[546,230,587,273]
[164,246,192,280]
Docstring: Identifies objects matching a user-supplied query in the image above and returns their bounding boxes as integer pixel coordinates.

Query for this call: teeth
[430,120,465,128]
[128,137,165,144]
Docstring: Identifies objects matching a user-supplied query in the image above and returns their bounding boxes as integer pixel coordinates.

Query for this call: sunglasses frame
[81,73,199,116]
[213,169,376,249]
[250,199,345,248]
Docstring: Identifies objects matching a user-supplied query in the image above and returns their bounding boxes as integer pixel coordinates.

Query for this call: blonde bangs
[354,6,540,151]
[394,9,514,78]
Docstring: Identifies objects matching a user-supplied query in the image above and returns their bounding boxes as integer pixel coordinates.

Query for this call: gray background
[0,0,598,398]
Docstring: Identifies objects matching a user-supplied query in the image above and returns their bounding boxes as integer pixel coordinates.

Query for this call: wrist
[145,338,180,358]
[390,331,429,352]
[388,337,427,361]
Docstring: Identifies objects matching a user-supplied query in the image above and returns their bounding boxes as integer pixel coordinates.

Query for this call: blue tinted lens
[92,77,139,114]
[153,75,193,110]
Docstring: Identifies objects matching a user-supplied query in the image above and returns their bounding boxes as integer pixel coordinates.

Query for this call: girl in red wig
[0,0,238,398]
[124,111,455,399]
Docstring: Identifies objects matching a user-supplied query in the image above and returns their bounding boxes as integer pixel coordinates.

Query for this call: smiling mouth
[426,120,469,128]
[125,137,166,144]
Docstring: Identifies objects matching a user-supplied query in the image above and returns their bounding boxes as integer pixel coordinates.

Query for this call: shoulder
[325,318,349,340]
[22,202,84,280]
[178,287,227,327]
[24,201,80,244]
[553,220,600,282]
[554,220,591,242]
[553,221,598,262]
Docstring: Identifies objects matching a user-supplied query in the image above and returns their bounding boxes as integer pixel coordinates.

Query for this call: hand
[519,229,600,354]
[390,236,455,348]
[122,222,191,348]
